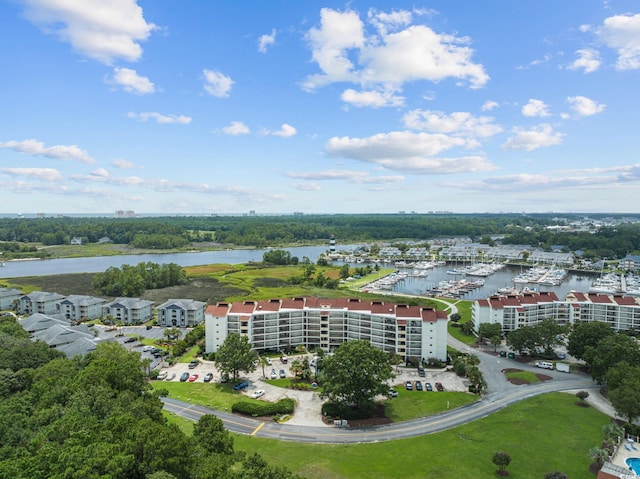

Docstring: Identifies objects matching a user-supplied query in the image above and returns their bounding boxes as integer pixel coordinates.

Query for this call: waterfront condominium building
[205,297,449,363]
[473,291,640,333]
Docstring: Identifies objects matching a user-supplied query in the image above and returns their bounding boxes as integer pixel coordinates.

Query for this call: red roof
[205,303,231,316]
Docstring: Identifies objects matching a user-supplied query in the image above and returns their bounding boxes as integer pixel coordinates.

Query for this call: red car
[188,374,198,382]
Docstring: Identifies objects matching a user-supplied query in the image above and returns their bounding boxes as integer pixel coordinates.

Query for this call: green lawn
[153,381,253,410]
[504,370,540,384]
[385,389,478,422]
[233,392,609,478]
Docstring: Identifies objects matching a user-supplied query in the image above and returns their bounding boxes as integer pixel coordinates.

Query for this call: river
[0,245,350,279]
[0,246,599,300]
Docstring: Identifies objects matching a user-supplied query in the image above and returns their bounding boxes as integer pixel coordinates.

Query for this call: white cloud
[596,13,640,70]
[403,110,503,138]
[566,96,606,116]
[90,168,109,177]
[111,158,138,169]
[325,131,496,174]
[568,49,601,73]
[0,167,63,181]
[21,0,156,64]
[521,99,550,117]
[0,139,95,163]
[258,29,276,53]
[501,124,564,151]
[340,88,405,108]
[222,121,250,135]
[367,8,412,36]
[286,169,404,184]
[294,182,322,191]
[110,67,155,94]
[127,112,192,124]
[203,69,234,97]
[265,124,297,138]
[302,8,488,93]
[482,100,499,111]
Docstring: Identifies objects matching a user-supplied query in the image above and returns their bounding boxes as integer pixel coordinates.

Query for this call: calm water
[390,264,598,300]
[0,247,599,298]
[0,245,352,279]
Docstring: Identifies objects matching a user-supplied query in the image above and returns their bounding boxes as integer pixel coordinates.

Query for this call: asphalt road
[161,296,603,444]
[162,375,599,444]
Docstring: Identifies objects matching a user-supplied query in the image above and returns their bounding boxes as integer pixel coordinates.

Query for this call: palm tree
[602,423,624,445]
[256,354,269,379]
[588,446,609,468]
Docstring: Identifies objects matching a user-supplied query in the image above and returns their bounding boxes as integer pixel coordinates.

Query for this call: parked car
[405,381,413,390]
[270,369,277,379]
[388,388,399,398]
[188,374,198,382]
[415,380,423,391]
[279,369,286,379]
[220,374,229,383]
[166,372,176,381]
[417,367,426,377]
[280,355,288,364]
[535,361,554,370]
[124,336,137,343]
[179,372,190,382]
[156,371,168,380]
[142,345,155,352]
[435,382,444,392]
[266,357,272,365]
[203,372,214,383]
[425,382,433,391]
[188,360,199,369]
[556,351,567,359]
[250,389,265,399]
[233,382,249,391]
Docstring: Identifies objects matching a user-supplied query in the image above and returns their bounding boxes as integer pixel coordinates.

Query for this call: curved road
[163,295,602,443]
[162,377,599,444]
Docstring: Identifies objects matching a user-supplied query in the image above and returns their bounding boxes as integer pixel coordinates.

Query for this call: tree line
[1,214,640,260]
[92,262,188,297]
[0,316,301,479]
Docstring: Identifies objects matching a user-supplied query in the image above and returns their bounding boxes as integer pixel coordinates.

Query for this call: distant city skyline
[1,1,640,214]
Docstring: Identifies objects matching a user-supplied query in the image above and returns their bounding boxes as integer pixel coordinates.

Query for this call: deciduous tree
[214,333,256,381]
[320,340,394,413]
[567,320,614,360]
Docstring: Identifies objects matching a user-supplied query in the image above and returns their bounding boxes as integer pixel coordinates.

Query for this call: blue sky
[1,1,640,215]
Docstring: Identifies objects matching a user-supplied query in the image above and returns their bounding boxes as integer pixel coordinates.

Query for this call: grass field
[233,392,608,478]
[156,379,608,477]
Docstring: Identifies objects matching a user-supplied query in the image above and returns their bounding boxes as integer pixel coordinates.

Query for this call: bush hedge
[321,401,374,420]
[232,398,295,417]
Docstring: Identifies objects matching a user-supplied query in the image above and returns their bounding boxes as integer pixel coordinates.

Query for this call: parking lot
[154,354,469,426]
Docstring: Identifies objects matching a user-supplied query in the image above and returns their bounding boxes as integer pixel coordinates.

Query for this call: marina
[371,263,599,300]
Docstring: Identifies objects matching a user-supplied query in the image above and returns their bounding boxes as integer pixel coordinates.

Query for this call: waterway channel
[0,246,599,300]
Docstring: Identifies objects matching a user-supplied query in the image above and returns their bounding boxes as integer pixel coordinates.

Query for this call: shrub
[321,401,374,420]
[232,398,295,417]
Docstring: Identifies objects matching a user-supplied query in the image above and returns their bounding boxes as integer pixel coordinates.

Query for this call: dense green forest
[1,214,640,259]
[0,316,301,479]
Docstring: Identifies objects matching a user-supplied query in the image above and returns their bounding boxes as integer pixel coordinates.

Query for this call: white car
[266,358,272,365]
[166,372,176,381]
[157,371,168,380]
[270,368,277,379]
[251,389,265,399]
